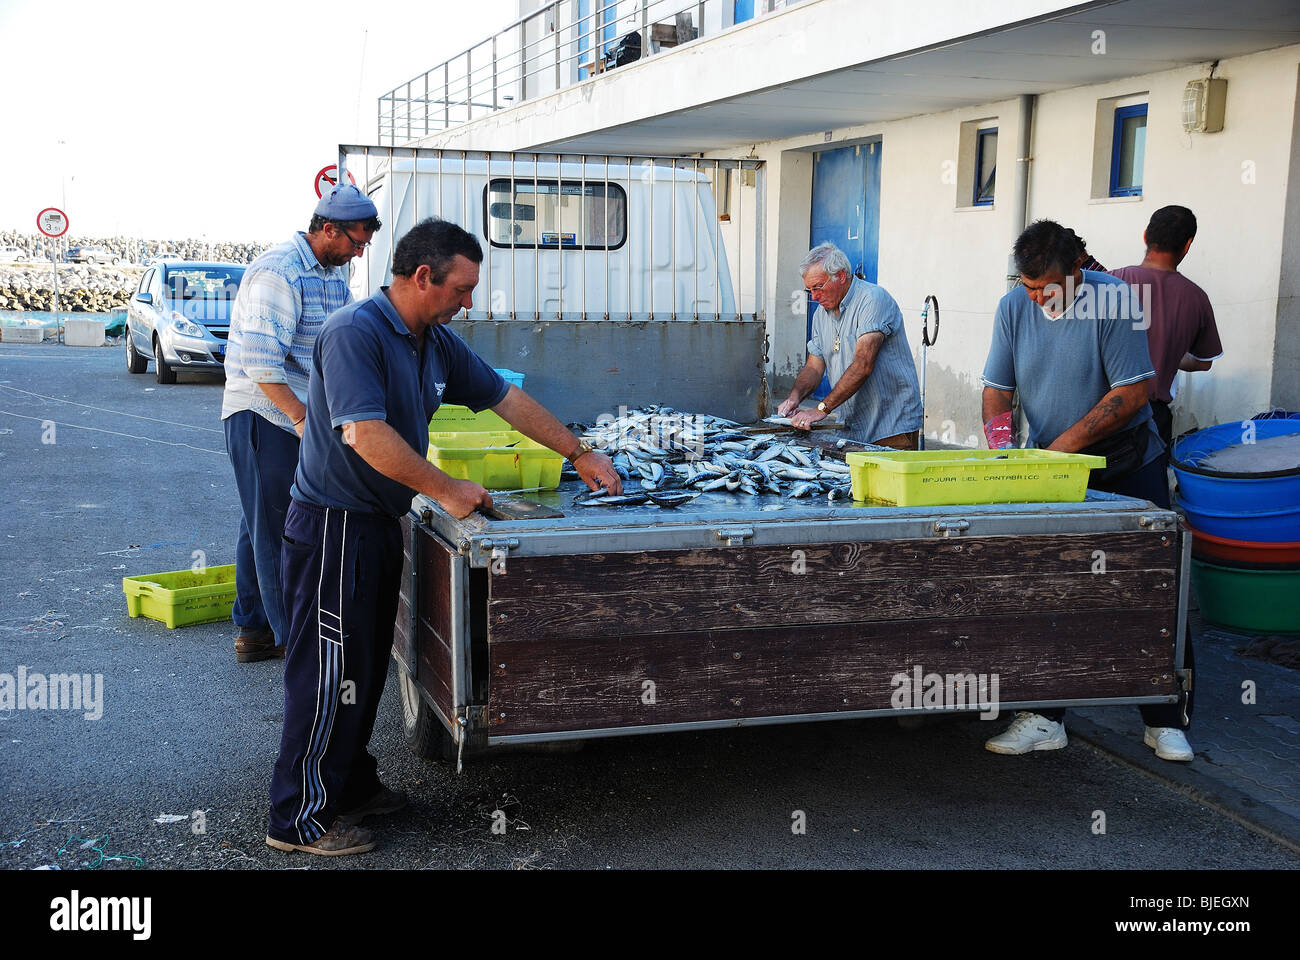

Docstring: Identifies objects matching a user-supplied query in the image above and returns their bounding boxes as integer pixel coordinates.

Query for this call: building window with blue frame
[974,127,997,206]
[1110,104,1147,197]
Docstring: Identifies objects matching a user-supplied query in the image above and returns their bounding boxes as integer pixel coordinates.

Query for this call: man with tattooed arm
[977,219,1193,763]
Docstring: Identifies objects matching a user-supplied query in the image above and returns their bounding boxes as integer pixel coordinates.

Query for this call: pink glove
[984,411,1015,450]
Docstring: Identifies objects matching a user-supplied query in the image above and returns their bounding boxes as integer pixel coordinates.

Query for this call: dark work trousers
[1035,454,1193,730]
[267,499,402,845]
[1151,399,1174,452]
[224,411,300,646]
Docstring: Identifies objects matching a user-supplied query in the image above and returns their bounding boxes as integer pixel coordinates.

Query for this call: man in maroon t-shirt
[1111,205,1224,450]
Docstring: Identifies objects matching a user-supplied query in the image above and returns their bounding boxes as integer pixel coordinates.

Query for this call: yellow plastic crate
[845,449,1107,506]
[427,404,510,432]
[122,565,237,628]
[427,430,563,490]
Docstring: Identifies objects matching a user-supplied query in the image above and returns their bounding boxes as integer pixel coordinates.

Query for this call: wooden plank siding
[395,515,461,725]
[485,533,1179,736]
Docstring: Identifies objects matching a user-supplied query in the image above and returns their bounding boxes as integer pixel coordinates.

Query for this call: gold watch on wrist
[569,439,594,464]
[816,401,830,413]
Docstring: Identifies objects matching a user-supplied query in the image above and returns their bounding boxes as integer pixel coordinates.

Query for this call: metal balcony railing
[377,0,811,145]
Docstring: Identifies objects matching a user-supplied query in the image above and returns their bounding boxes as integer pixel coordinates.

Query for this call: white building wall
[1030,44,1299,436]
[726,43,1300,445]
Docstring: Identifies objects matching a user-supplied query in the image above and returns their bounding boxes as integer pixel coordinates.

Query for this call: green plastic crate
[426,430,563,490]
[122,565,237,628]
[846,449,1107,506]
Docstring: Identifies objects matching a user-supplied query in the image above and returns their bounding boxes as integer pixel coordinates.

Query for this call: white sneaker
[1144,726,1193,761]
[984,712,1068,755]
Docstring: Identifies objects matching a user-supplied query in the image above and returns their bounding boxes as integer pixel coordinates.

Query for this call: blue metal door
[808,140,881,397]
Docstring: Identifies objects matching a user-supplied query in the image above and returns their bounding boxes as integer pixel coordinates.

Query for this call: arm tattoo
[1083,394,1125,435]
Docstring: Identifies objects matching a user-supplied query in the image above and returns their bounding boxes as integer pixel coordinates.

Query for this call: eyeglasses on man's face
[334,224,370,251]
[805,273,838,296]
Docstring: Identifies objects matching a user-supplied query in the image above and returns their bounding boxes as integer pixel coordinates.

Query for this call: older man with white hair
[777,243,923,448]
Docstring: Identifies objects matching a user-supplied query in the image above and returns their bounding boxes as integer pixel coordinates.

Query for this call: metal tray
[414,484,1179,568]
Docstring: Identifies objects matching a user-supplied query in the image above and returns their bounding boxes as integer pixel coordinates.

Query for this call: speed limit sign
[37,207,69,238]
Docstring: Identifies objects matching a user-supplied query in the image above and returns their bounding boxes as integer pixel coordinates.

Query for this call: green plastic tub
[122,565,237,628]
[1190,558,1300,635]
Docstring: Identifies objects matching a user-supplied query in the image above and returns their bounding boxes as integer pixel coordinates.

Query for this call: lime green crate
[845,449,1107,506]
[122,565,237,628]
[427,430,563,490]
[1191,558,1300,635]
[428,403,510,433]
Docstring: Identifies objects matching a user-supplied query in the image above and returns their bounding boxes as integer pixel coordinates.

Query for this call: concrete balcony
[399,0,1300,154]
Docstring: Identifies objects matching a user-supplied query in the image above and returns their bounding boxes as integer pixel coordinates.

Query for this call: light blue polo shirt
[291,287,509,517]
[982,270,1163,463]
[807,278,924,444]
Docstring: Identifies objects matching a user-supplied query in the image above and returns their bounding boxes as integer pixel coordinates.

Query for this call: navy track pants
[267,499,402,845]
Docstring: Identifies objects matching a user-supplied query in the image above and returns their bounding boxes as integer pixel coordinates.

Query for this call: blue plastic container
[1172,420,1300,515]
[1177,497,1300,542]
[494,368,525,389]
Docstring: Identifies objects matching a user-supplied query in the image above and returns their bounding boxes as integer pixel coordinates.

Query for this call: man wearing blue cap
[221,185,381,663]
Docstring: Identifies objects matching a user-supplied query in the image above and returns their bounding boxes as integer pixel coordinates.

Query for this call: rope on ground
[0,409,225,455]
[0,384,224,434]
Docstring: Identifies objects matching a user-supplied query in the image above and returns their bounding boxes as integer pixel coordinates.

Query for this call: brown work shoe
[265,822,376,856]
[337,786,409,825]
[235,630,285,663]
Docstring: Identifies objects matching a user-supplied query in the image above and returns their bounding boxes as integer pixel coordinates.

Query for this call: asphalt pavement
[0,342,1296,870]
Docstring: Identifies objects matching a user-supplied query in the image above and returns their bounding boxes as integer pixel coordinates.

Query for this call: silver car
[67,245,122,265]
[125,261,244,384]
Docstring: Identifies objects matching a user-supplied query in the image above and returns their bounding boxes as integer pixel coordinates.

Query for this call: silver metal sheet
[415,486,1180,566]
[1175,521,1192,669]
[484,696,1179,746]
[448,546,469,721]
[447,319,767,425]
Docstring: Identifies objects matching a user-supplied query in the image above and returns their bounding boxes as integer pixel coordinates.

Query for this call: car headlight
[170,315,206,338]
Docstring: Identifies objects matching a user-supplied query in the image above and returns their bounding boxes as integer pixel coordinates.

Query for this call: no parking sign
[314,165,356,199]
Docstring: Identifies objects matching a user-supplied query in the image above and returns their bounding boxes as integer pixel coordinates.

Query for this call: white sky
[0,0,519,241]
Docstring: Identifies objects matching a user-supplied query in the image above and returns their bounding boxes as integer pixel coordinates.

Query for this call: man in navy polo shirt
[265,218,621,856]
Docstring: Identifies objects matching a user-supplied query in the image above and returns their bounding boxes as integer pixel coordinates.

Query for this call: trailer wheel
[398,665,458,762]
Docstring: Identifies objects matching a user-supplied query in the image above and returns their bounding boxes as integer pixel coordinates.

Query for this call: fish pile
[564,405,855,507]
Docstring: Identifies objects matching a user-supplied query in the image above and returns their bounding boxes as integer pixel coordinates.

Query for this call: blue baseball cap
[315,183,378,221]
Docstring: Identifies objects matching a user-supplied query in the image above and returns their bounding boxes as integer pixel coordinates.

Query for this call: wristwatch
[816,401,831,413]
[569,439,594,464]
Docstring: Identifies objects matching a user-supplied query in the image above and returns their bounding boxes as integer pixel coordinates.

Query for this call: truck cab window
[486,179,626,250]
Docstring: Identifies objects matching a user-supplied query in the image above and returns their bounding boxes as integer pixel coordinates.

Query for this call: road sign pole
[36,207,69,319]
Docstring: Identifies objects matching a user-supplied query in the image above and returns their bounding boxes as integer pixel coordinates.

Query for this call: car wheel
[125,328,147,374]
[398,663,458,762]
[154,337,177,384]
